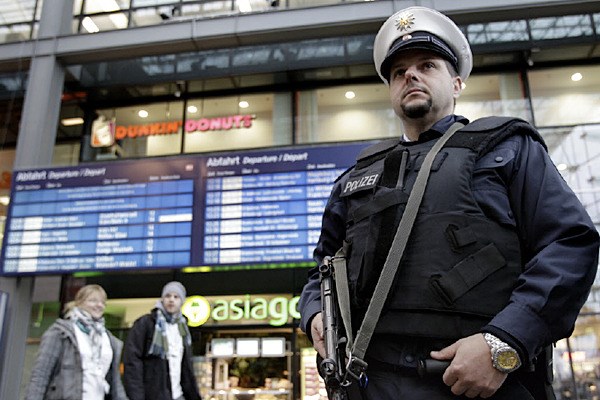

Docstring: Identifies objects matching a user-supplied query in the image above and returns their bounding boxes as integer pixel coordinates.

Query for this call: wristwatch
[483,333,522,373]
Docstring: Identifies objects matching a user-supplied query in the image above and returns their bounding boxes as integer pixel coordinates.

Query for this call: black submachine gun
[318,255,351,400]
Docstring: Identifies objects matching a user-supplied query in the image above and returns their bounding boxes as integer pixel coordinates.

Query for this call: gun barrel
[319,257,345,382]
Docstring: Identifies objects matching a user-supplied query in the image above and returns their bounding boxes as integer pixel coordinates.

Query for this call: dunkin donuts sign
[92,114,256,145]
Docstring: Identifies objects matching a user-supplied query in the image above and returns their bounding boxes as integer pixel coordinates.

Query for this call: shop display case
[300,348,327,400]
[193,356,215,399]
[208,387,291,400]
[198,337,292,400]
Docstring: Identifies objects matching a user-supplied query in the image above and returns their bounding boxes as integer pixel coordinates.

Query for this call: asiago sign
[181,294,300,328]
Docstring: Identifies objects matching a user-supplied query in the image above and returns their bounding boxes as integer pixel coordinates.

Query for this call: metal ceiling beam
[0,0,599,72]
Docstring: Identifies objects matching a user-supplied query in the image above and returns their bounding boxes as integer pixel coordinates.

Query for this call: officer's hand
[310,312,326,358]
[430,333,507,398]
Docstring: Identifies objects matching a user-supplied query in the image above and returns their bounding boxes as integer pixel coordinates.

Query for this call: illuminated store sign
[115,121,181,139]
[91,117,116,147]
[113,114,256,140]
[184,114,254,133]
[182,294,300,327]
[0,171,11,190]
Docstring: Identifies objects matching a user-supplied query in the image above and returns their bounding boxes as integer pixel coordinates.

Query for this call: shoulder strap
[355,138,400,169]
[356,137,400,162]
[444,116,547,156]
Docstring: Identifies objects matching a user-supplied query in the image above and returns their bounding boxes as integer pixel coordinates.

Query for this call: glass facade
[0,148,14,255]
[71,0,363,33]
[56,64,600,399]
[544,123,600,223]
[0,72,26,147]
[1,1,600,399]
[555,313,600,397]
[0,0,40,42]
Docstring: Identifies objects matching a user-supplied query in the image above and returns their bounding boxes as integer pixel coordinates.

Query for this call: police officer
[298,6,599,400]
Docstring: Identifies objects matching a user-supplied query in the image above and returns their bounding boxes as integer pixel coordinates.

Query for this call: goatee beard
[402,99,432,119]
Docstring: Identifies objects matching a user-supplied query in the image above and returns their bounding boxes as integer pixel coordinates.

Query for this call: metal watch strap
[484,333,509,351]
[483,333,521,372]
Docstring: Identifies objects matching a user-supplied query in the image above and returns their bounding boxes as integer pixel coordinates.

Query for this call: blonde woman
[25,284,128,400]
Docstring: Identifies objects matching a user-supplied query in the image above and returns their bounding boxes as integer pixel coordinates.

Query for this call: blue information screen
[0,143,369,275]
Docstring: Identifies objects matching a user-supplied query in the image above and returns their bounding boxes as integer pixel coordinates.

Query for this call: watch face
[497,350,520,369]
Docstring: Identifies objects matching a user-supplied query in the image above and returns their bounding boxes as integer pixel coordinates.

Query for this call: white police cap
[374,6,472,84]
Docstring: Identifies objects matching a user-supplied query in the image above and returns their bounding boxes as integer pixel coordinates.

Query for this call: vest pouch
[345,186,408,309]
[430,243,506,306]
[384,214,522,327]
[428,242,516,316]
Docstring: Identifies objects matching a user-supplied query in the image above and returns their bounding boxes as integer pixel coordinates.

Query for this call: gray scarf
[148,300,192,359]
[68,306,106,362]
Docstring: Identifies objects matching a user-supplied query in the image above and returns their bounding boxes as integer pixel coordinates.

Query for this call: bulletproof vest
[338,117,546,340]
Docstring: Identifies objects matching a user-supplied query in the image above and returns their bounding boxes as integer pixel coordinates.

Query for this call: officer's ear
[444,60,463,100]
[452,75,463,100]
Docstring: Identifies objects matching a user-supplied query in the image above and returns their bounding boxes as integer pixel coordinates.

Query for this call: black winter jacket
[123,311,201,400]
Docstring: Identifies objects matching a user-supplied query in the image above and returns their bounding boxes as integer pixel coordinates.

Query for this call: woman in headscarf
[25,284,128,400]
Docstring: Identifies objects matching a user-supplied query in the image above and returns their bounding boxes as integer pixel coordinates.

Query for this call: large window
[0,0,41,42]
[543,124,600,225]
[96,101,184,159]
[0,148,12,254]
[92,92,291,159]
[296,83,400,144]
[456,72,532,123]
[529,65,600,127]
[296,73,531,144]
[554,313,600,399]
[0,72,26,147]
[184,92,292,153]
[72,0,358,33]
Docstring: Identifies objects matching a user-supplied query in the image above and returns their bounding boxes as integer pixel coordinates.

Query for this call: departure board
[0,142,369,275]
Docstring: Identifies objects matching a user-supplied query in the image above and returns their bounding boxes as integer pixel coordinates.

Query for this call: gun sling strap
[333,121,466,381]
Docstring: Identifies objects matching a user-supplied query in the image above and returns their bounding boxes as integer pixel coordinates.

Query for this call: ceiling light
[109,13,128,29]
[82,17,100,33]
[345,91,356,100]
[238,0,252,12]
[239,101,249,109]
[187,105,198,113]
[571,73,583,82]
[61,117,84,126]
[0,196,9,206]
[557,163,568,171]
[138,110,149,118]
[98,0,121,12]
